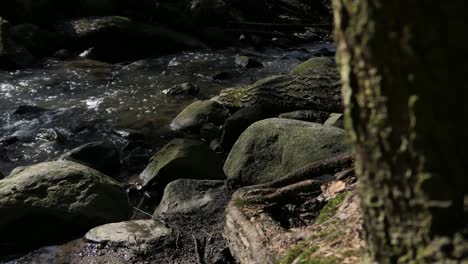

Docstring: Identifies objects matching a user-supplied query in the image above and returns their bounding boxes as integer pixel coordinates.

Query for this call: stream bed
[0,42,334,177]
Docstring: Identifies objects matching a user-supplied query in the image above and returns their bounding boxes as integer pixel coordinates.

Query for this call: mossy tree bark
[332,1,467,262]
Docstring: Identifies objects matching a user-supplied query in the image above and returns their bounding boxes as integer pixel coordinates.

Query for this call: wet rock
[85,220,172,247]
[13,104,47,115]
[170,100,229,133]
[324,113,344,129]
[37,128,68,143]
[155,179,228,216]
[59,16,207,62]
[0,171,4,179]
[235,55,263,68]
[61,141,121,177]
[138,139,225,194]
[278,109,330,123]
[220,105,273,151]
[163,82,200,96]
[291,57,335,75]
[224,118,351,186]
[0,135,19,146]
[0,161,129,248]
[212,62,342,113]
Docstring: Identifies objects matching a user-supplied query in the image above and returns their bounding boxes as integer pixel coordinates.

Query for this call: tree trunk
[332,1,467,262]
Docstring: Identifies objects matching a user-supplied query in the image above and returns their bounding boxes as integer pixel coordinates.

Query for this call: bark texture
[333,1,467,262]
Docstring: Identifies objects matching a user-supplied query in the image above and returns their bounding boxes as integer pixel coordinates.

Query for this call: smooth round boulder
[170,100,229,133]
[0,161,129,248]
[85,220,172,247]
[224,118,351,186]
[61,141,121,177]
[138,139,225,193]
[155,179,228,216]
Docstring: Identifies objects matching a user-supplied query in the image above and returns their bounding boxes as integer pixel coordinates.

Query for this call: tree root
[232,154,354,205]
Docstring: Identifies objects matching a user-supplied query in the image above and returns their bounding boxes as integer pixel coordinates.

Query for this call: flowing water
[0,42,334,177]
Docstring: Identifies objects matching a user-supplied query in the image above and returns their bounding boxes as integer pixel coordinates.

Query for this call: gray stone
[235,55,263,68]
[224,118,351,186]
[155,179,228,216]
[163,82,200,95]
[138,139,225,193]
[85,220,172,246]
[0,161,129,247]
[170,100,229,133]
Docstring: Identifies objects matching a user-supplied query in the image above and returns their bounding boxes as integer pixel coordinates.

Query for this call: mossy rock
[138,139,225,194]
[170,100,229,133]
[212,64,342,113]
[224,118,351,186]
[291,57,336,75]
[0,161,129,249]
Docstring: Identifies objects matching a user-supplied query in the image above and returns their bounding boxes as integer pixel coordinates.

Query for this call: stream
[0,42,334,177]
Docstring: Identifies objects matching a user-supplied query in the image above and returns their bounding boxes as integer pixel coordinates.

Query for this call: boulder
[291,57,335,75]
[220,104,273,151]
[85,220,172,247]
[13,104,48,116]
[170,100,229,133]
[162,82,199,96]
[224,118,351,186]
[61,141,121,177]
[59,16,207,62]
[235,55,263,68]
[0,161,129,248]
[154,179,228,216]
[212,62,342,113]
[138,139,225,193]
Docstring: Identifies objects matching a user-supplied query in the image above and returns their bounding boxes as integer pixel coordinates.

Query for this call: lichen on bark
[332,0,466,262]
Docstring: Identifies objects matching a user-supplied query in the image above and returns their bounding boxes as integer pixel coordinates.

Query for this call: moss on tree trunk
[332,1,467,262]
